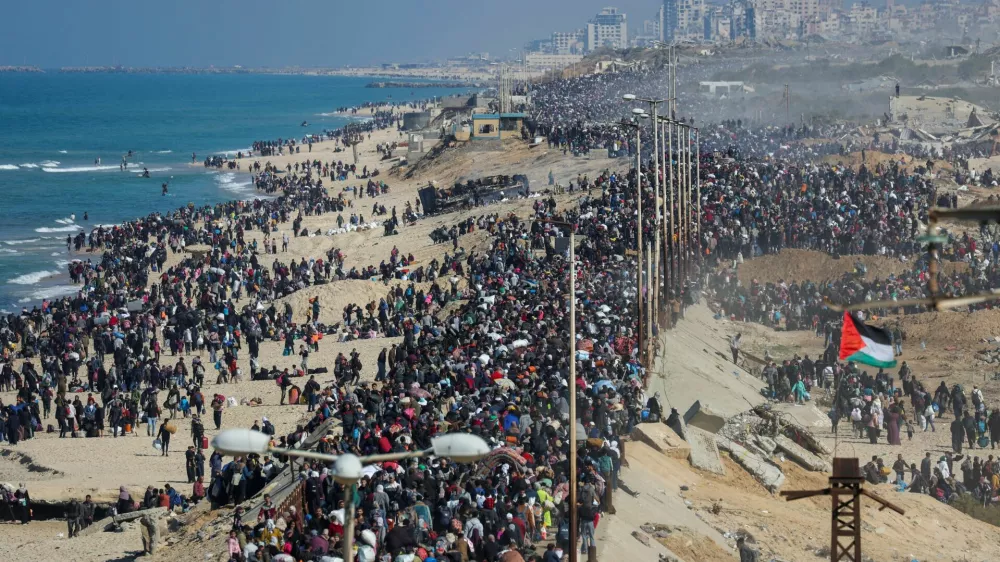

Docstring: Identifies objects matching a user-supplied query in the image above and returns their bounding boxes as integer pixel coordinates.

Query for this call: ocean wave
[0,249,19,254]
[55,216,76,225]
[35,225,82,233]
[30,285,79,301]
[58,150,68,154]
[41,160,60,168]
[42,165,124,173]
[19,163,39,169]
[0,164,19,170]
[54,259,70,268]
[215,172,253,194]
[218,148,252,156]
[7,270,58,285]
[155,150,173,154]
[135,167,171,173]
[3,238,40,245]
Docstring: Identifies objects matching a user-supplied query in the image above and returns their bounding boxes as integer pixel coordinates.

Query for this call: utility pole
[667,119,676,300]
[635,123,644,366]
[784,84,790,124]
[542,219,579,562]
[568,225,578,562]
[660,117,671,324]
[623,95,668,336]
[681,123,690,287]
[781,458,904,561]
[695,127,701,259]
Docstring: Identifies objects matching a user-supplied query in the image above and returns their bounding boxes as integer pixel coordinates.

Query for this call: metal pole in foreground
[568,229,578,562]
[666,119,675,300]
[660,118,670,321]
[635,124,644,366]
[695,127,701,259]
[342,483,356,562]
[680,123,688,286]
[651,101,660,333]
[684,124,692,285]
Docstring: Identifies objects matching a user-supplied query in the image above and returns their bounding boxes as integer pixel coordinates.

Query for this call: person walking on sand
[14,483,30,525]
[186,446,197,483]
[66,499,83,538]
[157,420,172,456]
[729,333,742,364]
[211,395,224,430]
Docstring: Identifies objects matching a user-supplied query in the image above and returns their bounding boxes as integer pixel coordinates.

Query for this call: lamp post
[538,219,579,562]
[623,94,670,340]
[212,430,490,562]
[620,110,648,366]
[657,116,678,305]
[694,127,701,260]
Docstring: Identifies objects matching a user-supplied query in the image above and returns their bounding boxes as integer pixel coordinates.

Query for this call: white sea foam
[4,238,40,245]
[50,252,61,256]
[19,163,39,169]
[30,285,79,300]
[216,172,253,194]
[41,160,60,167]
[0,249,18,254]
[35,225,82,233]
[42,165,123,173]
[55,217,76,225]
[7,270,58,285]
[58,150,68,154]
[155,150,173,154]
[0,164,19,170]
[54,259,70,268]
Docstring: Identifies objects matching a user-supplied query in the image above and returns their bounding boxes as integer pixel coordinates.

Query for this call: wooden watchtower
[780,458,904,561]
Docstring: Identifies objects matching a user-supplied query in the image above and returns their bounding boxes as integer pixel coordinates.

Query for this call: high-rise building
[664,0,679,40]
[552,30,586,54]
[586,7,629,51]
[630,10,663,47]
[677,0,705,39]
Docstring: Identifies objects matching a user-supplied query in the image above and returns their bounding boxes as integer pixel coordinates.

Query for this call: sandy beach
[0,101,618,560]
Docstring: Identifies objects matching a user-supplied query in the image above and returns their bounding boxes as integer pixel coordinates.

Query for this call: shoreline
[2,98,426,313]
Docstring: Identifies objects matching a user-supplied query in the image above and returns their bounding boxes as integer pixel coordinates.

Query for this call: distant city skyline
[0,0,657,68]
[1,0,977,69]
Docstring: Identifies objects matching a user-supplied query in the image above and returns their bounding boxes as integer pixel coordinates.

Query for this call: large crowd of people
[5,56,1000,561]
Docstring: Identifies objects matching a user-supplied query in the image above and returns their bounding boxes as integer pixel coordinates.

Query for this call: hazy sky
[2,0,657,68]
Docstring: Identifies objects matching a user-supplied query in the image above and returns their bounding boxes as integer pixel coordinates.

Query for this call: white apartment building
[551,30,586,55]
[586,7,629,51]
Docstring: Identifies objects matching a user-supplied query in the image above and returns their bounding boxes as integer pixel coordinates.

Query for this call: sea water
[0,72,467,312]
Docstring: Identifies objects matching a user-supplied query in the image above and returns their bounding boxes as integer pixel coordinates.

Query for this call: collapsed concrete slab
[774,435,832,472]
[754,435,777,455]
[686,426,725,475]
[683,401,726,434]
[78,506,168,537]
[755,405,832,456]
[631,423,692,461]
[716,436,785,492]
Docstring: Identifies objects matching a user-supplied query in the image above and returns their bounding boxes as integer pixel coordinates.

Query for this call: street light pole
[210,430,490,562]
[537,219,579,562]
[635,121,643,365]
[343,482,357,561]
[568,226,578,562]
[695,127,701,260]
[622,95,669,337]
[666,119,676,299]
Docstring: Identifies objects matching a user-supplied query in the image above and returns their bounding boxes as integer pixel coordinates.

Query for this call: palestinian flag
[839,311,897,368]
